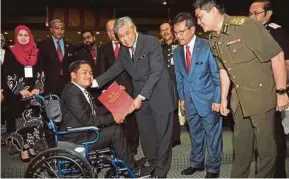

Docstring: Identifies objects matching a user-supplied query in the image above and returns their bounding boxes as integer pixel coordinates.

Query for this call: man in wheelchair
[59,60,153,177]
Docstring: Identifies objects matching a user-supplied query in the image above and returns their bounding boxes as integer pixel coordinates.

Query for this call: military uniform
[265,22,289,178]
[208,14,282,178]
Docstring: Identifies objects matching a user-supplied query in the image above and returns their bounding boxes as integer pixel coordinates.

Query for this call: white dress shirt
[183,35,196,60]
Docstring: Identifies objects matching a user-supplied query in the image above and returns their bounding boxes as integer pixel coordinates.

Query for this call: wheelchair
[24,94,146,178]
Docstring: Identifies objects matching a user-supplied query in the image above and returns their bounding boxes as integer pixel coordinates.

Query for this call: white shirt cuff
[91,79,99,88]
[138,94,146,100]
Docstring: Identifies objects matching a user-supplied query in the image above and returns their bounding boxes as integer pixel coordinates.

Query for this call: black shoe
[181,167,204,175]
[135,157,146,168]
[134,166,154,178]
[151,174,167,178]
[172,141,181,147]
[205,172,219,178]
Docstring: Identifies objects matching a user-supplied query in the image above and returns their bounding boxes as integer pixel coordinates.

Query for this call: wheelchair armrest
[66,126,100,133]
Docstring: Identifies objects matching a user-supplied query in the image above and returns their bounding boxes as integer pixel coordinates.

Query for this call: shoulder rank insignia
[230,17,246,26]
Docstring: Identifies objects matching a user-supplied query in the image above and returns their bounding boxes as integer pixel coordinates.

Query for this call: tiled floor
[1,128,289,178]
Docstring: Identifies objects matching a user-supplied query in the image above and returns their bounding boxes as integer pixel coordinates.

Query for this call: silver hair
[50,19,64,27]
[113,16,135,34]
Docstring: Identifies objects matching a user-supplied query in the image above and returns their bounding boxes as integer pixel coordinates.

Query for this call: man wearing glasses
[193,0,288,177]
[172,12,222,178]
[249,0,289,177]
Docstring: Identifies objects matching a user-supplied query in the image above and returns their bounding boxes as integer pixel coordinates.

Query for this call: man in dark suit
[159,22,181,147]
[38,19,75,96]
[60,60,153,177]
[100,18,139,155]
[173,12,222,178]
[75,30,105,100]
[93,16,177,177]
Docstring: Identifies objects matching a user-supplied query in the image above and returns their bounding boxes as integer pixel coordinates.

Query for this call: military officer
[249,0,289,177]
[193,0,288,178]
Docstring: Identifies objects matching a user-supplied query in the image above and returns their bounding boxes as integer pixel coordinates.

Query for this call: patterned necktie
[185,45,191,73]
[57,40,63,62]
[114,41,119,59]
[131,47,135,61]
[84,90,96,115]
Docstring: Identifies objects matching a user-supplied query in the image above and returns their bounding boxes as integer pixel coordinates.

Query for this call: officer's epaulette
[268,23,281,29]
[229,16,247,26]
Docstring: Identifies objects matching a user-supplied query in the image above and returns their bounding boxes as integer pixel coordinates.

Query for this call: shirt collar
[183,35,196,52]
[52,36,63,43]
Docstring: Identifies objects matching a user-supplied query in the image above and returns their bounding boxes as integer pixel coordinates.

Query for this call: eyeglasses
[174,28,189,36]
[249,11,266,16]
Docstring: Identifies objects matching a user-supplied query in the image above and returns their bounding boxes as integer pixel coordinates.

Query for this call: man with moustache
[92,16,177,178]
[100,19,139,155]
[159,22,181,147]
[38,19,75,96]
[249,0,289,177]
[193,0,288,177]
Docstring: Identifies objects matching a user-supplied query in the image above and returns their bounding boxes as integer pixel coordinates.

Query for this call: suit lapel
[134,33,142,61]
[189,37,200,76]
[179,47,188,76]
[49,37,60,61]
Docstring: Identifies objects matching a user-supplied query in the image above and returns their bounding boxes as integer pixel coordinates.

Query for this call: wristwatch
[276,88,287,95]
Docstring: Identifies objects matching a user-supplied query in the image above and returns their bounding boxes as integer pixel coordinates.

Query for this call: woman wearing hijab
[1,25,46,162]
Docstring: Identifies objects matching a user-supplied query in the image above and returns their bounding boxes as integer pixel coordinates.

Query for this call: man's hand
[1,89,4,102]
[129,96,143,113]
[220,99,230,116]
[20,89,33,98]
[212,103,220,112]
[31,89,40,95]
[180,100,185,111]
[119,85,126,90]
[276,94,289,112]
[112,113,125,124]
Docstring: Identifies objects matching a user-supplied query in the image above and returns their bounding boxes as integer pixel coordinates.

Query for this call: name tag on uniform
[24,66,33,78]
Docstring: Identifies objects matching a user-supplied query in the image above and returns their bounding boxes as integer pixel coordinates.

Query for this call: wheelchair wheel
[25,147,93,178]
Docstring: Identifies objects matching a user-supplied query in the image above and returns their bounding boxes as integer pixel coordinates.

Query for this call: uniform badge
[225,39,241,46]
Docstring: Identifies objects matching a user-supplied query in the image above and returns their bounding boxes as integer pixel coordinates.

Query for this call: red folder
[98,81,133,118]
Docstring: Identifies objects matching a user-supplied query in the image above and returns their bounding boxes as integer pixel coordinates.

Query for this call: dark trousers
[231,106,276,178]
[273,112,287,178]
[185,98,222,173]
[123,113,139,153]
[66,125,135,170]
[172,109,181,143]
[135,101,173,177]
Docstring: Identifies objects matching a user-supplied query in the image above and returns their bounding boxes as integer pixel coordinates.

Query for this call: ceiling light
[4,32,8,35]
[96,31,100,35]
[163,1,167,5]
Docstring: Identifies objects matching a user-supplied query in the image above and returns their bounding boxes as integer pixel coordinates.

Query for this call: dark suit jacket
[60,82,114,131]
[100,41,133,95]
[75,45,105,78]
[96,33,177,115]
[38,37,75,95]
